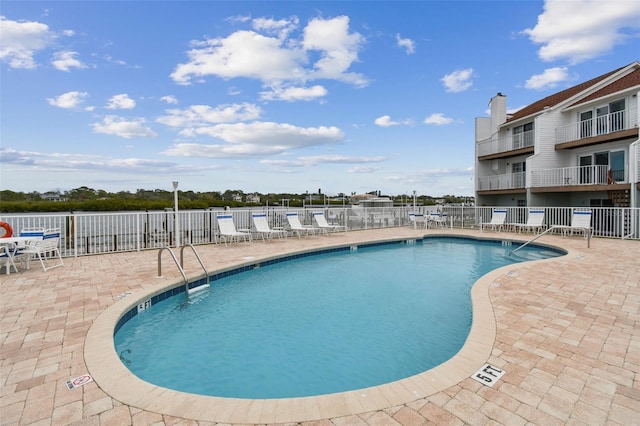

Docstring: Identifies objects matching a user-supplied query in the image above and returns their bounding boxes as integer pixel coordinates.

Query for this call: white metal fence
[1,206,638,257]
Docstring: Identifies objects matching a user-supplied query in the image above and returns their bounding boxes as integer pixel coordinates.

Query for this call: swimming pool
[113,236,563,399]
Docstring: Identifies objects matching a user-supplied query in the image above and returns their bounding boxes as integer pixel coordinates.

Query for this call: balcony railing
[530,165,616,187]
[477,130,535,157]
[555,106,638,145]
[476,172,525,191]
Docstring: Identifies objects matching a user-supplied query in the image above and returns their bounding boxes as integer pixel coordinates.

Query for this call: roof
[506,61,639,123]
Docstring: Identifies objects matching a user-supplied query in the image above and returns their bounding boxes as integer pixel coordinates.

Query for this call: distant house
[231,193,243,202]
[475,61,640,209]
[245,193,260,204]
[41,191,66,202]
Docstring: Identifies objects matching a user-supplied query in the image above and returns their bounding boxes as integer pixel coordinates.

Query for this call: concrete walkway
[1,228,638,425]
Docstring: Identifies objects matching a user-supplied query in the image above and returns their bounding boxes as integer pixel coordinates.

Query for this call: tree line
[0,187,472,213]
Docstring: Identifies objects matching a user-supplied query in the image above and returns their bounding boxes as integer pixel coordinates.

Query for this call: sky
[1,1,639,198]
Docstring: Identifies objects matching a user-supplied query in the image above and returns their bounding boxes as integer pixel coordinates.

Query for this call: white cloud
[47,91,89,109]
[51,50,86,71]
[160,95,178,104]
[349,165,381,173]
[252,16,299,39]
[396,34,415,54]
[303,16,367,86]
[106,94,136,110]
[260,85,327,101]
[374,115,412,127]
[524,66,570,90]
[163,122,344,158]
[441,68,474,93]
[424,113,454,125]
[261,155,386,168]
[374,115,399,127]
[157,103,262,127]
[92,115,157,138]
[0,16,55,69]
[171,15,367,88]
[171,30,306,85]
[0,147,186,173]
[522,0,640,64]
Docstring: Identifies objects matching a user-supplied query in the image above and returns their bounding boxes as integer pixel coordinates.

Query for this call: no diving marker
[471,364,505,387]
[65,374,93,390]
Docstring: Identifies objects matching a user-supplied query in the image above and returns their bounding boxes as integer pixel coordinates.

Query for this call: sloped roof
[570,67,640,107]
[506,62,638,123]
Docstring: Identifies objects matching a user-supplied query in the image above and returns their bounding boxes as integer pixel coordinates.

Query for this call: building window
[579,150,625,184]
[610,150,625,182]
[582,98,626,137]
[512,122,533,149]
[512,161,526,187]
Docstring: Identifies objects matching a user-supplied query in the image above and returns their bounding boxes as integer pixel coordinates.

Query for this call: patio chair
[0,243,19,275]
[480,208,507,232]
[550,210,592,238]
[251,213,288,242]
[509,209,545,233]
[408,212,427,229]
[17,228,64,271]
[216,214,252,245]
[286,212,319,238]
[312,211,346,234]
[427,211,448,228]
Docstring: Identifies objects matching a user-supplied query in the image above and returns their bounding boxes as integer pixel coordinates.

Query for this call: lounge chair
[480,208,507,232]
[509,209,545,233]
[251,213,288,242]
[550,210,592,238]
[312,211,346,234]
[216,214,252,245]
[286,212,319,238]
[16,227,64,271]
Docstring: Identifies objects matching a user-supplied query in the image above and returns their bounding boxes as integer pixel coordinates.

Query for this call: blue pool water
[114,237,562,399]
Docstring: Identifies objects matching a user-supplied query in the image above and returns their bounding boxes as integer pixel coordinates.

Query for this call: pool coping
[84,233,573,424]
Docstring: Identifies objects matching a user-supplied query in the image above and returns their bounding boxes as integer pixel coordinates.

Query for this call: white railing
[555,106,638,145]
[477,129,535,157]
[531,165,612,187]
[2,205,638,259]
[477,172,526,191]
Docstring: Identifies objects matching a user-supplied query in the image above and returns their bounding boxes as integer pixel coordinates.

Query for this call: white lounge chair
[509,209,545,233]
[251,213,288,242]
[286,212,318,238]
[550,210,592,238]
[17,228,64,271]
[216,214,252,245]
[312,211,346,234]
[480,208,507,232]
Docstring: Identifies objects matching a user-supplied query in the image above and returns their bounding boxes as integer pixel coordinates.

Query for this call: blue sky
[1,1,639,197]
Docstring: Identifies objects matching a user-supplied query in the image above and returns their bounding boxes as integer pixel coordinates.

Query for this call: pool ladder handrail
[512,225,591,255]
[157,244,209,292]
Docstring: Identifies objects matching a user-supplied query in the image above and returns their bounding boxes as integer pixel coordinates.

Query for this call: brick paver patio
[1,228,638,425]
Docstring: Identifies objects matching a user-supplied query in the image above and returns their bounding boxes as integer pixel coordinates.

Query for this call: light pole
[172,181,179,247]
[413,190,417,230]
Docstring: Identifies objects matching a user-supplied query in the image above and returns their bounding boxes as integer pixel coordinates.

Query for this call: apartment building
[475,61,640,209]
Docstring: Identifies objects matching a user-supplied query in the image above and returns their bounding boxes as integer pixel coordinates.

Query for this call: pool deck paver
[1,227,639,425]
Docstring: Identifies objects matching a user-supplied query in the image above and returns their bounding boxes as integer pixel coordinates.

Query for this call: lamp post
[413,190,417,230]
[172,181,179,247]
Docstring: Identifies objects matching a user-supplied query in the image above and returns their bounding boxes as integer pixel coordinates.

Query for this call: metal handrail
[157,246,188,284]
[179,244,209,283]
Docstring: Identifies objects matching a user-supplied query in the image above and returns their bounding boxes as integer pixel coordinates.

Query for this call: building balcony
[476,172,526,193]
[529,165,633,194]
[555,107,638,149]
[477,130,535,160]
